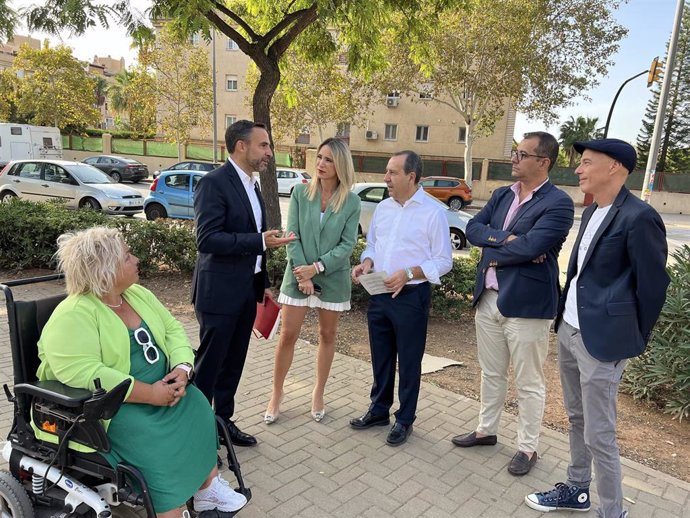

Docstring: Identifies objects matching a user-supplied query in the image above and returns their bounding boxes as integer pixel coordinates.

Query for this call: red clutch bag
[253,297,281,339]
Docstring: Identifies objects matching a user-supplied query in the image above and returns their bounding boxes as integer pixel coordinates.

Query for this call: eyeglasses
[511,150,548,162]
[133,327,160,365]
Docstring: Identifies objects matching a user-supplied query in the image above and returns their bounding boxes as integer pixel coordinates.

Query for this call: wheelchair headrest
[10,295,66,385]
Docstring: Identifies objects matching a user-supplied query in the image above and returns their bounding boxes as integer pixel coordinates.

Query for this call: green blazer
[280,183,361,303]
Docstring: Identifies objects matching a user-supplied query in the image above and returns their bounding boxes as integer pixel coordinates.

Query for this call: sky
[7,0,683,146]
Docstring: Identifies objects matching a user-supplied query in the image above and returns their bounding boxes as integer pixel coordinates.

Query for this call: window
[358,187,388,203]
[419,91,433,100]
[420,180,435,188]
[10,127,22,135]
[225,115,236,128]
[386,90,400,99]
[192,174,202,192]
[226,39,238,51]
[225,75,238,91]
[16,162,41,179]
[336,122,351,138]
[384,124,398,141]
[415,125,429,142]
[43,164,70,183]
[189,33,200,45]
[42,137,55,148]
[458,127,467,143]
[437,180,457,187]
[165,174,190,191]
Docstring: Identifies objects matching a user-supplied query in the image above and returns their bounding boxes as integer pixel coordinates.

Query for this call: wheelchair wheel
[0,470,34,518]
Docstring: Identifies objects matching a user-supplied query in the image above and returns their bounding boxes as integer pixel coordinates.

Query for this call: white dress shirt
[361,187,453,284]
[228,157,264,273]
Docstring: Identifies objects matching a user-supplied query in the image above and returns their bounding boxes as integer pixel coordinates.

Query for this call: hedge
[0,199,479,319]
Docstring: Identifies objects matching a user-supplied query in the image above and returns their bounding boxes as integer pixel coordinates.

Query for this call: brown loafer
[508,450,538,476]
[451,431,498,447]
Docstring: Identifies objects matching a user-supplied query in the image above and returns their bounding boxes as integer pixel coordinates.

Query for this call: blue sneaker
[525,483,591,512]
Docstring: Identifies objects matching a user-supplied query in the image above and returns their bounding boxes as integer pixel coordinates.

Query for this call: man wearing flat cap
[526,138,670,518]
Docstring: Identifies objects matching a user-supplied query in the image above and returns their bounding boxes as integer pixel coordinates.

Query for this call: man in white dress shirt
[350,150,453,446]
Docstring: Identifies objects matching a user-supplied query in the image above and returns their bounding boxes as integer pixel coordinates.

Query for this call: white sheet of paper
[358,271,392,295]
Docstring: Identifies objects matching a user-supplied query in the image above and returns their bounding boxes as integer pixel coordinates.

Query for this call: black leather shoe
[225,420,257,447]
[350,411,390,429]
[451,431,498,447]
[508,450,537,476]
[386,422,412,446]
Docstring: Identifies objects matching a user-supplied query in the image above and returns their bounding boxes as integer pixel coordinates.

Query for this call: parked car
[83,155,149,183]
[152,161,221,179]
[352,182,471,250]
[0,159,144,216]
[419,176,472,210]
[144,170,207,220]
[277,167,311,195]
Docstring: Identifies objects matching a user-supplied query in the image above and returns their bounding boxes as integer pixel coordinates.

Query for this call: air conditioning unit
[386,97,399,108]
[365,130,378,140]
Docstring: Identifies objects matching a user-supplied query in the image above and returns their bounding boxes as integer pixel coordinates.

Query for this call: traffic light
[647,57,663,87]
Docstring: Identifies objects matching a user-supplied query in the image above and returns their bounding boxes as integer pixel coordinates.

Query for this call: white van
[0,124,63,168]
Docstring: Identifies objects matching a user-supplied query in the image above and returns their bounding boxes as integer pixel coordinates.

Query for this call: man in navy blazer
[192,120,294,446]
[526,139,669,518]
[451,132,574,476]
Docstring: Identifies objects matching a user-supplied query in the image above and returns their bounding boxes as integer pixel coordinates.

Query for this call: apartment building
[189,32,516,162]
[0,35,41,71]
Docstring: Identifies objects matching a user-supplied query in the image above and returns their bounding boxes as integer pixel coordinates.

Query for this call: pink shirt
[484,179,549,290]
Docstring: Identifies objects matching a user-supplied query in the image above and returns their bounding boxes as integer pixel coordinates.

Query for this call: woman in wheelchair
[35,227,246,517]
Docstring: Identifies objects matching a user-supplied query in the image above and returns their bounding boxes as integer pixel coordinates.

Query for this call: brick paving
[1,279,688,517]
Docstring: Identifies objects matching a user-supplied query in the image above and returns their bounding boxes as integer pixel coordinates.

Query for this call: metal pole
[212,29,218,163]
[641,0,685,202]
[603,70,647,138]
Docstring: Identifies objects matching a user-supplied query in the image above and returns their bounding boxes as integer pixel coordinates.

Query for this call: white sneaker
[194,474,247,512]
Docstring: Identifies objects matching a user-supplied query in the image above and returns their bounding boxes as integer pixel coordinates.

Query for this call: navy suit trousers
[194,287,257,420]
[367,283,431,426]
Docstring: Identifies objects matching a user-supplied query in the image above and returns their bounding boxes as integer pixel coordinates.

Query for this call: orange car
[419,176,472,210]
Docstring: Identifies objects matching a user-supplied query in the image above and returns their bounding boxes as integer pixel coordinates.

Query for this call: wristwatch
[175,362,194,380]
[405,267,414,281]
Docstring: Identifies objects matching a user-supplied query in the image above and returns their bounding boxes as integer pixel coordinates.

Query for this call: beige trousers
[475,290,551,453]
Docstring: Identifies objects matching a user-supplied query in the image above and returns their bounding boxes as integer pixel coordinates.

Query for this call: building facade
[186,31,516,163]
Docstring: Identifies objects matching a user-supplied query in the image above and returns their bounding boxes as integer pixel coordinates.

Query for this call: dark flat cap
[573,138,636,174]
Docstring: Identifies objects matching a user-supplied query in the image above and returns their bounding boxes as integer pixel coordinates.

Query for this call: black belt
[400,282,429,294]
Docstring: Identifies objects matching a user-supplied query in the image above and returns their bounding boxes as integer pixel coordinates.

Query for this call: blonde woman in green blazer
[265,138,361,424]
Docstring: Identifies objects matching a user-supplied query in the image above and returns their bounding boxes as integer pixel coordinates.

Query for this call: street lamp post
[641,0,685,203]
[603,70,647,138]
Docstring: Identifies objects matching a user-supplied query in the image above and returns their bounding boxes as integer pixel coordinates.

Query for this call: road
[127,180,690,274]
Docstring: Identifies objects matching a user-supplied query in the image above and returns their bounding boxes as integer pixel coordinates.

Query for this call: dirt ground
[5,269,689,483]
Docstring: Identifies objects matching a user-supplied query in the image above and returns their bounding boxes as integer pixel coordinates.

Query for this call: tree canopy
[140,25,213,156]
[381,0,626,183]
[17,0,461,227]
[10,43,100,131]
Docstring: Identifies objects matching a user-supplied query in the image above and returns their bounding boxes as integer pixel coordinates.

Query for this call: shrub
[0,200,196,275]
[622,245,690,421]
[0,199,109,269]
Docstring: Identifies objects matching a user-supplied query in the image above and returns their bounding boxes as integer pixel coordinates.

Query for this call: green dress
[102,322,217,513]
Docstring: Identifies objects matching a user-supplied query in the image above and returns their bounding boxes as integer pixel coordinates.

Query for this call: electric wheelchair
[0,274,251,518]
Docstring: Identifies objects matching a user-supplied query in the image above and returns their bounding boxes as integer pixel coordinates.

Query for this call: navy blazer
[191,161,268,315]
[467,181,574,319]
[555,186,670,362]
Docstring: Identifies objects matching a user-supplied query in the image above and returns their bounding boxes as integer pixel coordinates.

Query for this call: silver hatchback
[0,159,144,215]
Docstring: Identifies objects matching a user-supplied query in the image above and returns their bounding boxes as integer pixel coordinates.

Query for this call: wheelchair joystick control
[92,378,106,398]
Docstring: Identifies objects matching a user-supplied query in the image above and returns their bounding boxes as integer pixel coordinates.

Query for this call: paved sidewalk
[1,280,689,517]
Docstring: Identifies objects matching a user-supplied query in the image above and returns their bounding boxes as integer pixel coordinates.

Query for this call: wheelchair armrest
[15,381,92,408]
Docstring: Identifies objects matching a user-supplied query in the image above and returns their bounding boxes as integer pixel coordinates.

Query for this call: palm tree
[559,116,604,167]
[107,70,133,119]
